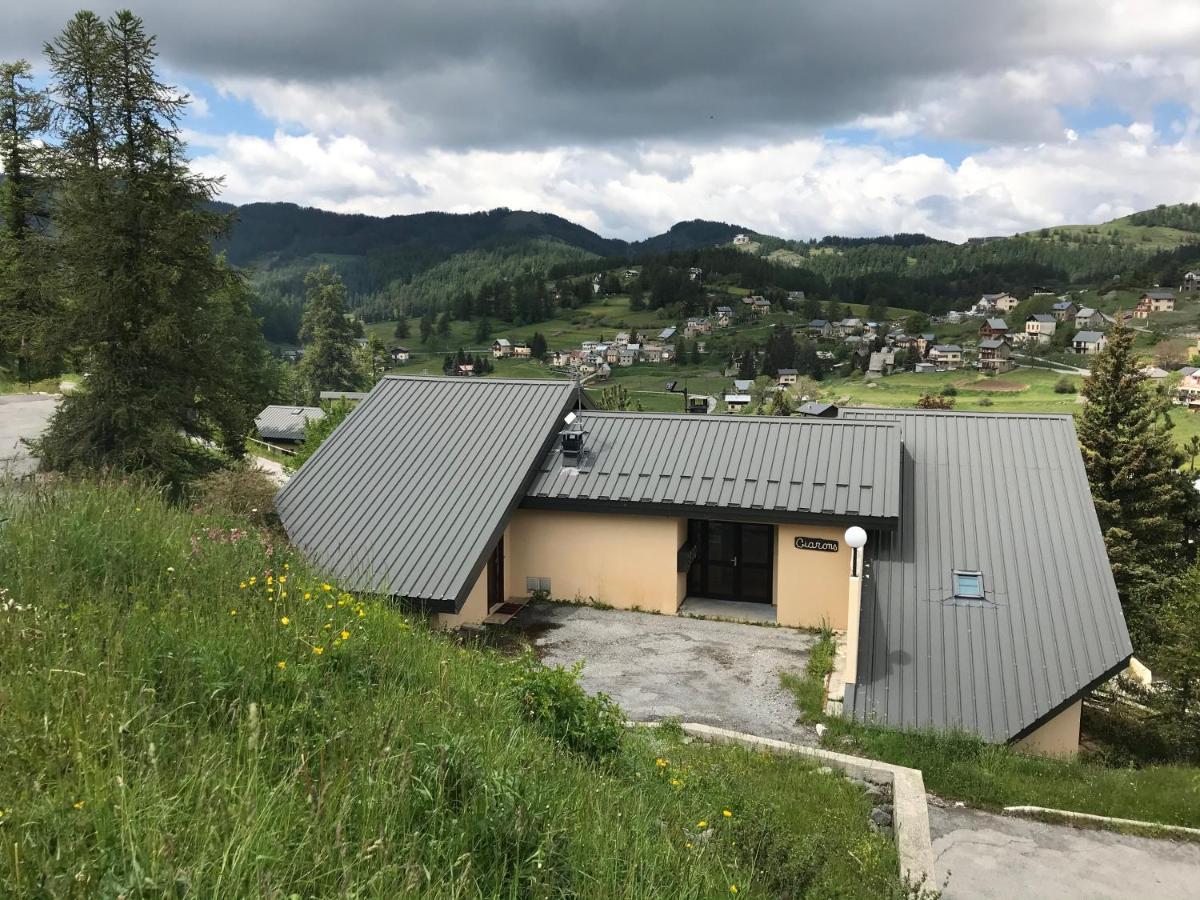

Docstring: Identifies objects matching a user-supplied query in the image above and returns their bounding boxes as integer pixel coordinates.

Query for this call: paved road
[930,804,1200,899]
[512,602,818,743]
[0,394,57,477]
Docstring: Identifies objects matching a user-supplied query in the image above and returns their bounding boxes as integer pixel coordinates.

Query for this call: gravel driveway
[512,601,818,743]
[930,804,1200,899]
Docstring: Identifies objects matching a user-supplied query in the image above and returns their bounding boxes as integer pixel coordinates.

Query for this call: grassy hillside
[0,479,906,898]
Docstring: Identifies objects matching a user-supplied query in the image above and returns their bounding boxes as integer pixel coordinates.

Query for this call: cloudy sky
[6,1,1200,241]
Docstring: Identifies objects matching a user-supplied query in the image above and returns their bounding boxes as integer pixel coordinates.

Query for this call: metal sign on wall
[794,536,839,553]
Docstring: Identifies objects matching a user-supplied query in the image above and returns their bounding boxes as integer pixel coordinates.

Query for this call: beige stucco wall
[1014,700,1081,757]
[774,523,854,629]
[505,508,685,614]
[433,565,490,629]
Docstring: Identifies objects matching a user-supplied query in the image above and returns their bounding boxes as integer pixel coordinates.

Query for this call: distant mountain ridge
[215,202,754,269]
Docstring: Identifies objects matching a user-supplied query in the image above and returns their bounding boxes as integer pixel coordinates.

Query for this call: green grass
[0,372,85,395]
[786,635,1200,828]
[0,479,906,898]
[820,367,1083,415]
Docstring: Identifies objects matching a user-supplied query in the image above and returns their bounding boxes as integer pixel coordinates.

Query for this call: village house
[1074,307,1109,330]
[513,343,532,359]
[777,368,799,387]
[255,405,324,446]
[1024,314,1057,344]
[916,333,936,357]
[978,338,1013,374]
[549,349,576,368]
[658,326,677,342]
[1072,330,1107,355]
[389,346,411,364]
[808,319,834,339]
[732,232,751,245]
[1183,271,1200,295]
[277,376,1132,754]
[979,317,1009,339]
[456,363,475,377]
[685,317,712,337]
[866,350,895,379]
[974,292,1019,315]
[605,345,622,365]
[751,297,772,315]
[715,306,734,327]
[1050,299,1078,322]
[837,317,863,337]
[928,344,962,369]
[688,267,704,282]
[723,393,751,412]
[787,290,806,303]
[492,338,513,358]
[1177,369,1200,406]
[1134,290,1175,318]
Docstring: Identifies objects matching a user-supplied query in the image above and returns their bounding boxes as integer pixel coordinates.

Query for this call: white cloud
[190,123,1200,243]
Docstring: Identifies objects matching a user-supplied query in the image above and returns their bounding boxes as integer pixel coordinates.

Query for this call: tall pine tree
[296,265,361,401]
[1077,318,1192,642]
[0,60,53,383]
[36,11,272,484]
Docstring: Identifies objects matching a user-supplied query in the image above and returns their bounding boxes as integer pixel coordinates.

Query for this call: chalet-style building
[715,306,734,327]
[808,319,835,339]
[389,346,411,363]
[1074,307,1110,330]
[493,338,513,358]
[1050,300,1078,322]
[1072,331,1107,355]
[1135,290,1175,318]
[978,338,1013,374]
[916,333,936,358]
[777,368,799,387]
[1024,314,1057,344]
[979,318,1009,339]
[928,344,962,369]
[277,376,1132,755]
[1183,272,1200,295]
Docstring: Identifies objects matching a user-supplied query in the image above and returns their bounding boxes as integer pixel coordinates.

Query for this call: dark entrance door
[687,521,774,603]
[486,536,505,609]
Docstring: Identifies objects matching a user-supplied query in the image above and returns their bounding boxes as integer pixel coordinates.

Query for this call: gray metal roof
[984,318,1008,329]
[1074,330,1104,343]
[524,411,901,525]
[255,405,324,441]
[978,338,1007,349]
[276,377,581,611]
[839,409,1132,743]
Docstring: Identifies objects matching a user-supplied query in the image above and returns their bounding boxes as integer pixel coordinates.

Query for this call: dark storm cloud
[0,1,1150,148]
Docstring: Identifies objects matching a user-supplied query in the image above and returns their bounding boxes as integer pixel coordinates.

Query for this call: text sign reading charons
[794,536,839,553]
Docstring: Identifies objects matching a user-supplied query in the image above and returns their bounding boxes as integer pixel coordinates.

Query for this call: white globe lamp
[845,526,868,577]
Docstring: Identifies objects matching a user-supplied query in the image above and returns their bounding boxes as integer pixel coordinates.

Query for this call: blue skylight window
[952,570,984,599]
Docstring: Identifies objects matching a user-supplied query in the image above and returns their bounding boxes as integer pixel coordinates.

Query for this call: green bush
[939,384,958,397]
[191,463,282,531]
[509,655,626,761]
[977,397,994,407]
[1054,376,1076,394]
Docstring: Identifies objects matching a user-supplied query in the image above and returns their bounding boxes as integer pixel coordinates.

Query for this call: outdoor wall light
[845,526,867,577]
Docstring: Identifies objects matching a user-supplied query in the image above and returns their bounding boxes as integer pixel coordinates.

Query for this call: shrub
[916,392,955,410]
[509,654,625,762]
[977,397,994,407]
[192,463,281,531]
[1054,376,1076,394]
[940,384,958,397]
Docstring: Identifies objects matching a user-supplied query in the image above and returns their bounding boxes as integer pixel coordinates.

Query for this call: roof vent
[559,421,586,466]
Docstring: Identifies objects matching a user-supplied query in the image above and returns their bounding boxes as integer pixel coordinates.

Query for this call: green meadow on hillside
[0,479,908,898]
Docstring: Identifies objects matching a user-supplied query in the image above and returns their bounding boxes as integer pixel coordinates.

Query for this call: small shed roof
[255,405,324,442]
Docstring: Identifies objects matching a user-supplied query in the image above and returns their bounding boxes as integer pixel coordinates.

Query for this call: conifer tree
[0,60,53,383]
[1077,318,1192,639]
[296,265,361,400]
[36,11,272,484]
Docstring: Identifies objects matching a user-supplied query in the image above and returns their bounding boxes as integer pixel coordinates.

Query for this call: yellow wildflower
[283,563,290,570]
[325,603,333,609]
[655,758,669,768]
[723,809,732,818]
[340,630,350,641]
[357,608,366,618]
[729,886,738,895]
[324,623,332,630]
[322,583,332,592]
[697,820,707,828]
[276,660,286,670]
[249,576,257,585]
[73,800,85,810]
[281,591,287,598]
[230,609,238,616]
[239,581,247,590]
[312,646,325,655]
[266,575,274,585]
[279,575,287,584]
[304,592,312,601]
[280,616,290,626]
